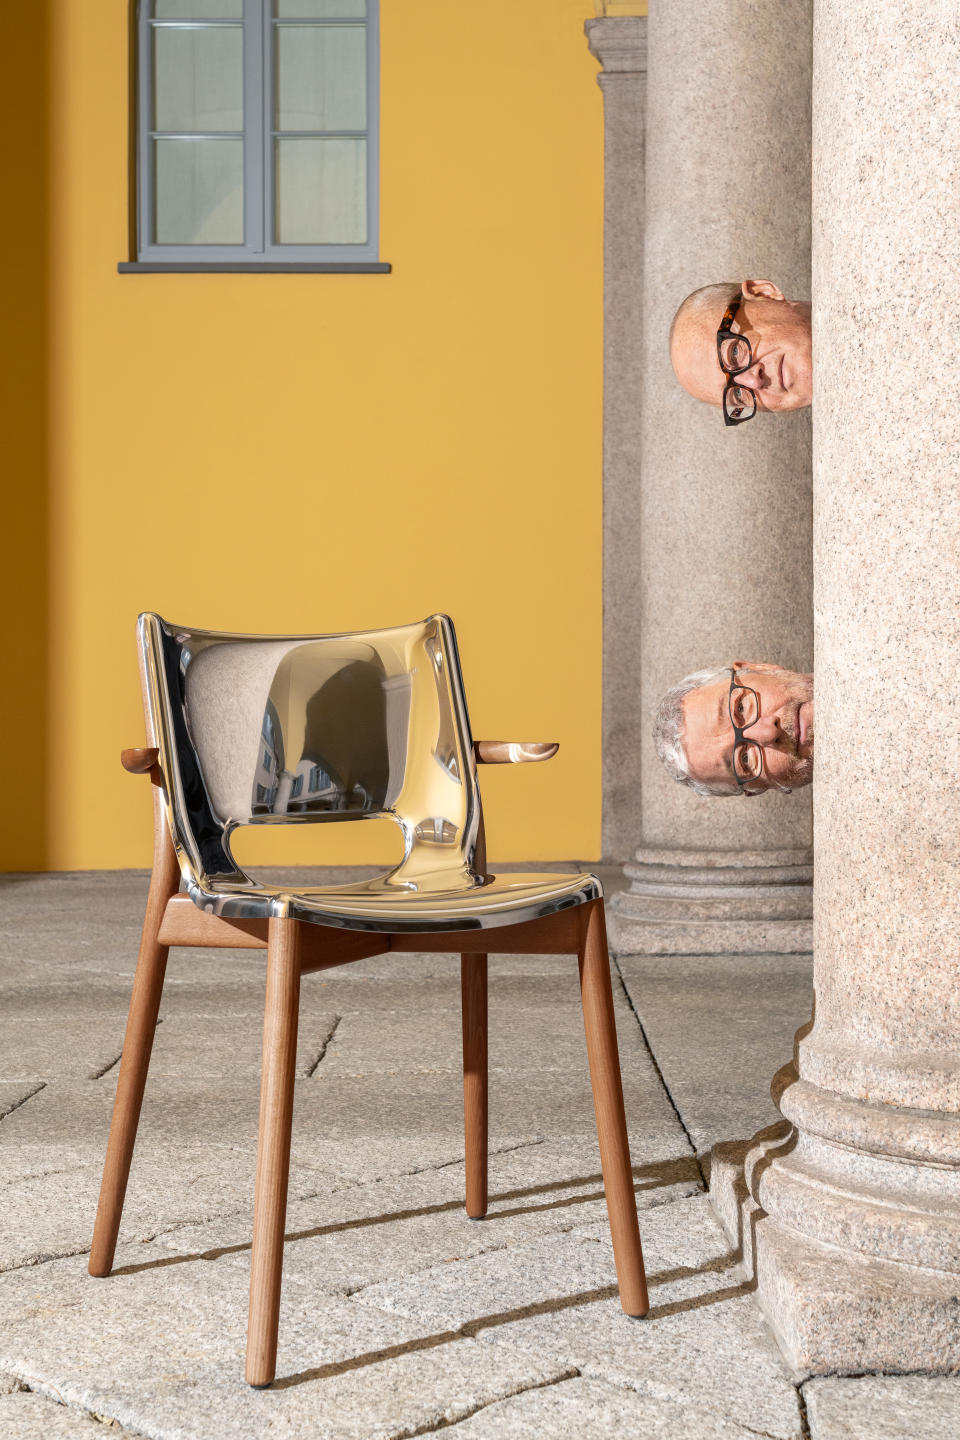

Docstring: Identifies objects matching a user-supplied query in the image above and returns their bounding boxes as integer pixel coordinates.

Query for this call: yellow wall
[0,1,605,870]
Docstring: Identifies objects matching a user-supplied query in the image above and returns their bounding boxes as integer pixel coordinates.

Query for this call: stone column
[712,1,960,1370]
[584,16,647,864]
[610,0,815,955]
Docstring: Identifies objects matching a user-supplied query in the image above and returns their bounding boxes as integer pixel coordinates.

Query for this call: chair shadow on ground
[111,1156,703,1279]
[273,1250,751,1391]
[104,1152,754,1389]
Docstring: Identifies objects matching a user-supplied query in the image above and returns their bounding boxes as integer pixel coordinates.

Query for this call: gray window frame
[126,0,386,272]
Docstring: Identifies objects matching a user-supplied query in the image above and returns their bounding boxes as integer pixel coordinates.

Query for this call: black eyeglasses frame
[728,666,764,792]
[717,291,757,427]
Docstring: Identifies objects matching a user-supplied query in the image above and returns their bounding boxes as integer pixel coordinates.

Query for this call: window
[124,0,387,272]
[309,763,330,792]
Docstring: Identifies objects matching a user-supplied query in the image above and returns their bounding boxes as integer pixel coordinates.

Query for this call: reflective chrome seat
[193,872,601,929]
[89,613,648,1387]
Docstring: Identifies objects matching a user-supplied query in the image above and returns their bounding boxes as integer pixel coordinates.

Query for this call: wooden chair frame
[89,748,648,1388]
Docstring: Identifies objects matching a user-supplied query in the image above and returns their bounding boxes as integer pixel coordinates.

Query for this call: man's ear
[731,658,783,675]
[741,278,785,302]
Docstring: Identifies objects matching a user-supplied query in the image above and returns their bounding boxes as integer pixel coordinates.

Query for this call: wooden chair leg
[578,899,649,1317]
[89,817,179,1278]
[246,917,301,1388]
[461,953,488,1219]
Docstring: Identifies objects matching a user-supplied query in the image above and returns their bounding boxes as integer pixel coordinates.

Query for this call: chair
[89,612,648,1387]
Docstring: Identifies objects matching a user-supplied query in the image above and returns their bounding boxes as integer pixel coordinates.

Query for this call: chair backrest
[137,612,483,896]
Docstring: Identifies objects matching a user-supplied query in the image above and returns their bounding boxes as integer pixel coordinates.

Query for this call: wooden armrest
[121,747,160,774]
[473,740,559,765]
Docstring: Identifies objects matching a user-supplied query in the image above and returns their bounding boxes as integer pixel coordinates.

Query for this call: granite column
[611,0,815,955]
[712,0,960,1369]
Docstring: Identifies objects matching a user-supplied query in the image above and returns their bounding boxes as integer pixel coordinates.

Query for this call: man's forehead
[681,679,732,784]
[672,305,730,405]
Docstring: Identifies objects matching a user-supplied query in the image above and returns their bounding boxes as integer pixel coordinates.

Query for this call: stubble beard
[775,670,814,786]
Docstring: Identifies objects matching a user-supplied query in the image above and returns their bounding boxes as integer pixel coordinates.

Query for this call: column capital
[584,16,647,78]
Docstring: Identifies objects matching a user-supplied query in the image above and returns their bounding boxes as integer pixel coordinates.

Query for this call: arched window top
[125,0,387,272]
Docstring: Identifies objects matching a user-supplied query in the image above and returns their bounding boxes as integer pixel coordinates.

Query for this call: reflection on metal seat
[89,613,649,1387]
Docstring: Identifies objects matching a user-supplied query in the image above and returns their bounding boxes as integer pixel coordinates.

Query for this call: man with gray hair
[670,279,812,424]
[654,661,814,797]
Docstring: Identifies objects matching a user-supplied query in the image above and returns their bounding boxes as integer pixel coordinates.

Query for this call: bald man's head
[670,279,813,418]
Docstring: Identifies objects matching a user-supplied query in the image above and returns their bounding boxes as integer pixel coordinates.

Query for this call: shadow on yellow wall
[1,0,605,872]
[1,5,50,870]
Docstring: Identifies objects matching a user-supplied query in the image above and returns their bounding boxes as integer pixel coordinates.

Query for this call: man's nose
[735,359,767,391]
[743,712,780,743]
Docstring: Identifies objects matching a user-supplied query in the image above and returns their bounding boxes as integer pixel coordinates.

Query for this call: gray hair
[653,665,741,798]
[669,282,740,352]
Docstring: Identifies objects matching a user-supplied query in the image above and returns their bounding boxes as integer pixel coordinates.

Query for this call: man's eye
[733,701,744,723]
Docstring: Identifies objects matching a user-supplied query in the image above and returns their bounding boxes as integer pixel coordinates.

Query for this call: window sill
[118,261,392,274]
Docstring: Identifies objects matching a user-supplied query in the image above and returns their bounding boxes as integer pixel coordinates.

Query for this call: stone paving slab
[0,980,137,1018]
[445,1375,775,1439]
[0,1145,261,1273]
[155,971,461,1019]
[155,962,588,1019]
[0,1008,336,1086]
[0,1250,575,1440]
[356,1196,803,1440]
[804,1375,960,1440]
[146,1011,342,1079]
[304,1069,685,1154]
[0,1391,119,1438]
[0,1082,43,1120]
[322,950,610,982]
[0,1073,473,1165]
[6,939,267,988]
[0,1017,128,1083]
[0,1132,415,1276]
[0,1076,517,1271]
[115,1141,699,1302]
[618,952,813,1155]
[321,982,645,1079]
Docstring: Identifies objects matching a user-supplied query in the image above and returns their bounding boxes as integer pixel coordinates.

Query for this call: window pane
[275,138,366,243]
[155,138,243,243]
[154,1,242,16]
[275,25,366,132]
[154,25,243,132]
[274,1,366,16]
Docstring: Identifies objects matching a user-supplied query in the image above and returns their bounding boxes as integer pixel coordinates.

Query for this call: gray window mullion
[263,0,275,247]
[242,0,264,252]
[365,0,379,255]
[138,2,154,253]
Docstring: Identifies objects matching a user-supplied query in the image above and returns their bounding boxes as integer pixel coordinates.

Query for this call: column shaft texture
[712,1,960,1371]
[612,0,814,954]
[585,17,647,863]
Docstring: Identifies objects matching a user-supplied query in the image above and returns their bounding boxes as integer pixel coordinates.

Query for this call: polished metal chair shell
[139,611,601,930]
[89,612,648,1387]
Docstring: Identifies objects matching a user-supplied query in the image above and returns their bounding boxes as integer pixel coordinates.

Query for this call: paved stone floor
[1,870,957,1438]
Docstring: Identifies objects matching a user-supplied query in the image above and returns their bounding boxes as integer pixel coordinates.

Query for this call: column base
[710,1133,960,1373]
[609,847,813,955]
